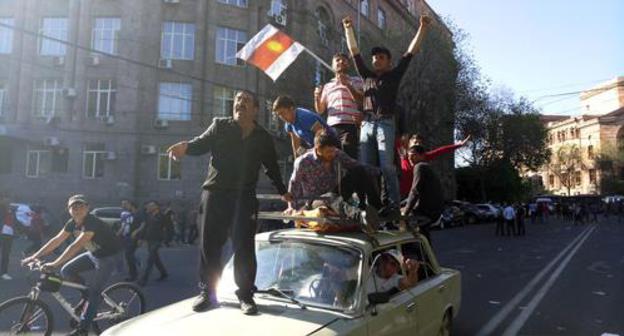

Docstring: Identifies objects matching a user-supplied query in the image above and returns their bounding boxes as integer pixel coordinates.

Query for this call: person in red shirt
[398,134,471,198]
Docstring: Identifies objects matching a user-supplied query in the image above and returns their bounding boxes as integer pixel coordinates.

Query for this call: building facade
[0,0,452,215]
[539,77,624,195]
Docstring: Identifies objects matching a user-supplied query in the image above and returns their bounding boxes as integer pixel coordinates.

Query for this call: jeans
[61,252,120,331]
[359,118,400,205]
[197,189,257,301]
[332,124,359,159]
[122,238,138,280]
[141,241,167,282]
[1,234,13,275]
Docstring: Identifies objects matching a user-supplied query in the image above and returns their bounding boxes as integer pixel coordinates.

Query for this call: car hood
[103,297,342,336]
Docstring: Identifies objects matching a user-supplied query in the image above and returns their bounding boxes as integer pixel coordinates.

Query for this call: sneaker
[192,292,219,312]
[1,274,12,280]
[68,327,88,336]
[240,298,258,315]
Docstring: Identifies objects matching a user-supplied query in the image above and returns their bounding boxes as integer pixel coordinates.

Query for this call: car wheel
[438,310,453,336]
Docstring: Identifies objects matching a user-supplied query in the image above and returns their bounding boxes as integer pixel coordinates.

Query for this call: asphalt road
[0,216,622,335]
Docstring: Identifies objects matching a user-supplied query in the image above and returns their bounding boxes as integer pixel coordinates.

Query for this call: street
[0,217,622,335]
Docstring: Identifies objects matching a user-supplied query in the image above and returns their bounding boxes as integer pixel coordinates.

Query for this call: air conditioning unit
[44,136,60,147]
[274,14,287,26]
[62,88,77,98]
[154,118,169,129]
[104,115,115,125]
[53,56,65,66]
[89,55,101,66]
[158,58,173,69]
[163,0,180,3]
[140,145,157,155]
[105,151,117,160]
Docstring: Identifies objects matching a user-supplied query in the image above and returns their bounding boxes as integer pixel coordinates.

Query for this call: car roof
[256,229,421,250]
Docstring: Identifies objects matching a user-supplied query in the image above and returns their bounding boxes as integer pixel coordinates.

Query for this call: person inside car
[367,250,420,295]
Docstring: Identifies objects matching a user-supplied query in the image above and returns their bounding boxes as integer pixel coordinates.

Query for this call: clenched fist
[342,16,353,30]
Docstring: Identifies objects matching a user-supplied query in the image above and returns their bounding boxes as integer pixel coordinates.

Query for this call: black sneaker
[192,292,218,312]
[68,327,88,336]
[240,298,258,315]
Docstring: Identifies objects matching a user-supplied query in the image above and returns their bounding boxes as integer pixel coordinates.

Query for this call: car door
[401,240,446,336]
[365,247,419,336]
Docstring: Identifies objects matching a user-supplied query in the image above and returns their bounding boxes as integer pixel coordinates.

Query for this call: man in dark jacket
[400,145,444,244]
[167,90,293,315]
[136,201,168,286]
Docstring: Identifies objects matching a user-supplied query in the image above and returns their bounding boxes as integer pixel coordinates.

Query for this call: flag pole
[302,46,332,71]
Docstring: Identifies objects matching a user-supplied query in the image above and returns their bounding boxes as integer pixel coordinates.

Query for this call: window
[587,145,594,159]
[51,147,68,173]
[377,7,386,30]
[0,141,11,174]
[574,171,581,186]
[0,83,6,116]
[360,0,369,16]
[32,79,62,118]
[215,27,247,66]
[0,18,14,54]
[158,82,192,121]
[548,175,555,187]
[217,0,247,7]
[83,143,106,179]
[316,8,330,46]
[213,86,235,117]
[161,22,195,60]
[158,146,181,180]
[87,79,116,118]
[268,0,286,16]
[92,17,121,55]
[39,17,68,56]
[589,169,596,184]
[26,149,51,178]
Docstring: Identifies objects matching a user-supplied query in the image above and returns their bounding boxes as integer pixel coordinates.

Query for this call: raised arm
[342,16,359,56]
[406,15,432,56]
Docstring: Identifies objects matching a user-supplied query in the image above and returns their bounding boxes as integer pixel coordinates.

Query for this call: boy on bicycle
[22,194,122,336]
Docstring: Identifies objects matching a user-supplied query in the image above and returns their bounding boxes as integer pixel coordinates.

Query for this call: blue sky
[429,0,624,115]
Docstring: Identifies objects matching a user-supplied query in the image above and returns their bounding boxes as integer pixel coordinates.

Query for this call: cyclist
[22,194,122,336]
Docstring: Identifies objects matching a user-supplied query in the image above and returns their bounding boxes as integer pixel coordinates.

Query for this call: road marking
[501,225,596,336]
[476,225,594,336]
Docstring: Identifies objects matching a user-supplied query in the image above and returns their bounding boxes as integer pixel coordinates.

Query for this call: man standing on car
[167,90,293,315]
[22,194,122,336]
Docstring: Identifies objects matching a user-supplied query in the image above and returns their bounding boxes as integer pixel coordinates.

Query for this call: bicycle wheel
[0,296,54,336]
[92,282,145,333]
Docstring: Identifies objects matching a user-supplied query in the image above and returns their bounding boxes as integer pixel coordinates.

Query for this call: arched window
[315,7,330,46]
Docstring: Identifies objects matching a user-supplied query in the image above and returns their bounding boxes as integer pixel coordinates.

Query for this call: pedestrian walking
[516,204,526,236]
[503,204,516,236]
[1,196,15,280]
[136,201,168,286]
[118,200,143,281]
[166,90,292,315]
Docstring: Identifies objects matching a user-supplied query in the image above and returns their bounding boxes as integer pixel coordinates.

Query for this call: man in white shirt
[503,205,516,236]
[367,250,420,295]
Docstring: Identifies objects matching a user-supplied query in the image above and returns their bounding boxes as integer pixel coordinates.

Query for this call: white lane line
[501,225,597,336]
[476,225,593,336]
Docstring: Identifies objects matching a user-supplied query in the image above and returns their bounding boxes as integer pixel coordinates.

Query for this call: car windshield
[218,240,362,311]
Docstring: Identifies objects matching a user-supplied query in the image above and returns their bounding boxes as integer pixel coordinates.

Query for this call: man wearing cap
[22,194,122,336]
[401,145,444,244]
[367,250,420,295]
[342,15,432,212]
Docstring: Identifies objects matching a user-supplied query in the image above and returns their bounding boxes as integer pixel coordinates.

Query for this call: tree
[548,144,583,196]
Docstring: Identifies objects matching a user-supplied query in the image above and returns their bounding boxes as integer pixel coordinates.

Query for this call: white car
[103,230,461,336]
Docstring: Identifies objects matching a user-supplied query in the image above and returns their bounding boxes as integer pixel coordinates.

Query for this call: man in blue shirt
[272,95,336,158]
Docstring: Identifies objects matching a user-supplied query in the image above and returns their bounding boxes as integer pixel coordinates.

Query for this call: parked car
[91,207,125,231]
[102,229,462,336]
[476,204,500,221]
[439,205,465,229]
[452,200,486,225]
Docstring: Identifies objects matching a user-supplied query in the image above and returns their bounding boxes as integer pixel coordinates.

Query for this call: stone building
[0,0,453,215]
[538,77,624,195]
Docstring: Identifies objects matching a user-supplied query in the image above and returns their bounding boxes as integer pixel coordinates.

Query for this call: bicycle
[0,260,146,335]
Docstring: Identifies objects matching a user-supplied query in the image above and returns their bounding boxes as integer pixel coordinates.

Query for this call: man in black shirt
[22,194,122,336]
[401,145,444,244]
[167,90,293,315]
[342,15,432,209]
[136,201,168,286]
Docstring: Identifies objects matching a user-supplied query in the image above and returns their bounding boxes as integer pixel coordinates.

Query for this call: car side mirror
[368,292,390,305]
